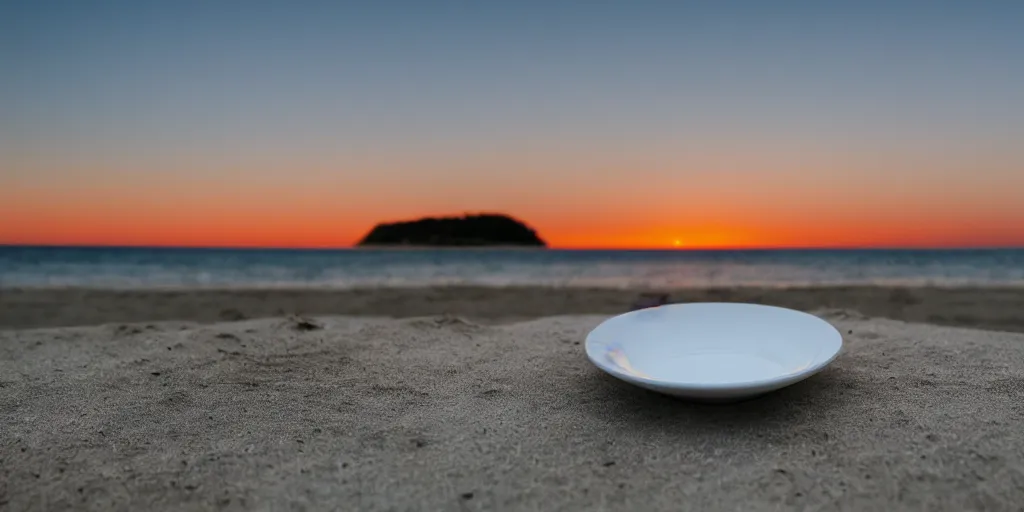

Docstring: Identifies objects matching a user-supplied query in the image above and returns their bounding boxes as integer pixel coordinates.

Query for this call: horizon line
[2,243,1023,252]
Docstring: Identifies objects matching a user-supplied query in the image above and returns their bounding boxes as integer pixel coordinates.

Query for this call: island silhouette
[357,213,546,247]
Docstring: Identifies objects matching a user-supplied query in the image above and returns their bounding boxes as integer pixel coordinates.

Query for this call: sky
[2,0,1023,249]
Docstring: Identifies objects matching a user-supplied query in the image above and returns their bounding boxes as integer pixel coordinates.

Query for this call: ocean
[2,246,1024,289]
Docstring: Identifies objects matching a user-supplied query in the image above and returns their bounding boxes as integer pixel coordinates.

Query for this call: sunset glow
[3,142,1023,249]
[3,197,1022,250]
[3,2,1023,250]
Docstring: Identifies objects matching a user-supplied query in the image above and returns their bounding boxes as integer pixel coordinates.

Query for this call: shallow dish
[585,302,843,402]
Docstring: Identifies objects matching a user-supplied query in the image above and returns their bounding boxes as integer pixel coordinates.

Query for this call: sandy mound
[2,312,1023,511]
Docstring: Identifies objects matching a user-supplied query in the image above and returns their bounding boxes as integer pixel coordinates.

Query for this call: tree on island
[356,213,547,247]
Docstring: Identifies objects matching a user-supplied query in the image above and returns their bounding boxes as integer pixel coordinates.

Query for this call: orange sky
[3,206,1021,249]
[3,140,1023,249]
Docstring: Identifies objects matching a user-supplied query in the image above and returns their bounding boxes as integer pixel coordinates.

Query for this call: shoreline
[4,284,1024,332]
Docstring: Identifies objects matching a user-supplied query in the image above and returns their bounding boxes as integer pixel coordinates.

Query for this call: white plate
[585,303,843,402]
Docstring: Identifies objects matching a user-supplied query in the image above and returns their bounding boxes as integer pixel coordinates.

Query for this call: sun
[673,239,682,248]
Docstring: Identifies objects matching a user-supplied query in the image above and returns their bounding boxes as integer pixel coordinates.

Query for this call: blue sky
[5,1,1022,149]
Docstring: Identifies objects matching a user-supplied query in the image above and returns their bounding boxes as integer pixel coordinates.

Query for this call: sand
[3,308,1024,511]
[4,285,1024,333]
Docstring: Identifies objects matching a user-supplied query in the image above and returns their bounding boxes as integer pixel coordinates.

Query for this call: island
[356,213,547,247]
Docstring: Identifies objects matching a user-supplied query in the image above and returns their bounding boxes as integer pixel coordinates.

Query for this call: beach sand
[4,285,1024,332]
[2,303,1024,510]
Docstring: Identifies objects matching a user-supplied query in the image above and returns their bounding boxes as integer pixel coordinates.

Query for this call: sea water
[1,246,1023,289]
